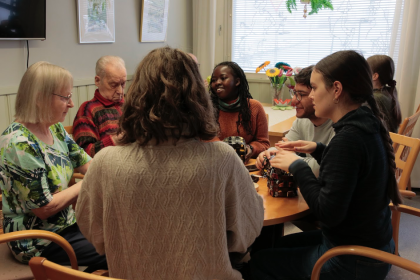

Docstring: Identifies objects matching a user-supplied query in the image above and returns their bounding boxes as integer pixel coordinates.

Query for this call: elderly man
[73,56,127,157]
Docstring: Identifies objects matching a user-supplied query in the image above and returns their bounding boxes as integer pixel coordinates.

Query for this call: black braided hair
[367,55,402,126]
[209,61,254,136]
[315,50,402,205]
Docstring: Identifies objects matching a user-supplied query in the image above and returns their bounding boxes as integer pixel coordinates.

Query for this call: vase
[270,84,292,107]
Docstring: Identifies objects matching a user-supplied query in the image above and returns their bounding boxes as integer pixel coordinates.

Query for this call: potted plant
[286,0,333,17]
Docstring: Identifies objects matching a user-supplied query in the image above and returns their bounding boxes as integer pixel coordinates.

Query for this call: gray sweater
[285,118,335,177]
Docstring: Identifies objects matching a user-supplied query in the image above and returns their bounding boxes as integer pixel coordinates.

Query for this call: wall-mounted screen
[0,0,46,40]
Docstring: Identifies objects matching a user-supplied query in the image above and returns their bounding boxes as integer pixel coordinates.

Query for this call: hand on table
[275,140,317,154]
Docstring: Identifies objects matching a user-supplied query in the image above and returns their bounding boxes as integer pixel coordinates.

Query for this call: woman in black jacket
[251,50,402,280]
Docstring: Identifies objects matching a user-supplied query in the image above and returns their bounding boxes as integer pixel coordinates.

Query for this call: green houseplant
[286,0,333,16]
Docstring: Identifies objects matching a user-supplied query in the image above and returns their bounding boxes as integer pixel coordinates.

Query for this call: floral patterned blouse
[0,122,91,263]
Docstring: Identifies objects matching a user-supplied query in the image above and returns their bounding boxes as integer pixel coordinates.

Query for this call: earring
[333,98,339,104]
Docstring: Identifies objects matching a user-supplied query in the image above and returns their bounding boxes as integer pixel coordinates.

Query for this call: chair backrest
[311,204,420,280]
[30,257,123,280]
[64,125,74,135]
[266,113,269,126]
[390,133,420,196]
[0,230,78,269]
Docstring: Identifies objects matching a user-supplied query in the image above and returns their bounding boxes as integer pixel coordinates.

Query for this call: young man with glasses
[73,56,127,157]
[258,65,334,177]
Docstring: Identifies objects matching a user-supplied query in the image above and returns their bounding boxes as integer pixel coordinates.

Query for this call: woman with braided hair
[367,55,402,133]
[210,61,269,162]
[250,50,402,280]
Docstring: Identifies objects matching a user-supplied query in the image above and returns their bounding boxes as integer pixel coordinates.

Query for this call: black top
[289,106,392,248]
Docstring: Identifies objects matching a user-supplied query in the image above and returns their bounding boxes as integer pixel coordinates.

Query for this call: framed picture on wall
[77,0,115,43]
[139,0,170,42]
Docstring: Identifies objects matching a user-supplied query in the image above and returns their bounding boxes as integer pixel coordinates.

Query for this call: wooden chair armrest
[0,230,78,269]
[92,270,110,276]
[311,245,420,280]
[72,173,85,180]
[400,190,416,198]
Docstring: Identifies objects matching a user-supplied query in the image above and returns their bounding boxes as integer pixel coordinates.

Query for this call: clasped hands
[256,139,317,172]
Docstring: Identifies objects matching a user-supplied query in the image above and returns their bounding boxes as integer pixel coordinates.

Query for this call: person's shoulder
[203,140,242,160]
[248,98,264,108]
[76,97,100,115]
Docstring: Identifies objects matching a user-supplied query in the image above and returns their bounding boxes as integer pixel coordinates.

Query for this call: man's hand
[256,149,278,169]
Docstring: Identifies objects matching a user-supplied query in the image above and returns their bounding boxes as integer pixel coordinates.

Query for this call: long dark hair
[315,50,402,205]
[118,47,219,145]
[367,55,402,126]
[210,61,254,135]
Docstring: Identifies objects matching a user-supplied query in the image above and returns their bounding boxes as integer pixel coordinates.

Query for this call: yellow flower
[256,61,270,73]
[266,68,280,77]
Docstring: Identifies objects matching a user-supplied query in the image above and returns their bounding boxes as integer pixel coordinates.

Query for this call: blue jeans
[250,230,394,280]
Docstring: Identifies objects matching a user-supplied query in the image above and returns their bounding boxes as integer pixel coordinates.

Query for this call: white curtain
[391,0,420,187]
[192,0,217,80]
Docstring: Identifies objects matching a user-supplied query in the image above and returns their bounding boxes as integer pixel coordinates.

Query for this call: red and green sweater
[73,90,123,157]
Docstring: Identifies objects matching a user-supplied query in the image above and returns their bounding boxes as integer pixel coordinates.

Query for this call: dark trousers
[250,230,394,280]
[41,223,108,273]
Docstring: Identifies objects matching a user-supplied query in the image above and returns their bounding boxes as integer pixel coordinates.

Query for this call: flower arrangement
[256,61,298,110]
[286,0,333,18]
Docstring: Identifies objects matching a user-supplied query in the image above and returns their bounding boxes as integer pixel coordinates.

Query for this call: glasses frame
[52,93,73,104]
[290,90,310,102]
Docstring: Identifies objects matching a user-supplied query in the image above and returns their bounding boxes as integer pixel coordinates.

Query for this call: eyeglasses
[290,90,310,102]
[53,92,73,104]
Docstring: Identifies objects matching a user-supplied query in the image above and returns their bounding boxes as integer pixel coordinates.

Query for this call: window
[231,0,404,72]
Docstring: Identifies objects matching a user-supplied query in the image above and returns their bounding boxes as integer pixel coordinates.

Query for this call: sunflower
[266,68,280,77]
[256,61,270,73]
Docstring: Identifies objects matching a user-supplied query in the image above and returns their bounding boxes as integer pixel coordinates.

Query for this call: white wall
[0,0,192,92]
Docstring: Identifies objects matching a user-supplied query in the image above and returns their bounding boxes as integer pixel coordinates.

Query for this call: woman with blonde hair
[0,61,107,272]
[76,47,264,280]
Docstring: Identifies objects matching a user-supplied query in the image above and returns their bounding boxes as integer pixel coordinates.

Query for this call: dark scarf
[218,97,241,112]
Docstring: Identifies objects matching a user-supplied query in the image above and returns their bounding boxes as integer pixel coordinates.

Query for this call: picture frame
[77,0,115,44]
[139,0,170,42]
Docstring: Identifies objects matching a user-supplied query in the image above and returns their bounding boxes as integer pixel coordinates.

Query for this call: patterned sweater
[76,139,264,280]
[73,90,123,157]
[218,99,270,157]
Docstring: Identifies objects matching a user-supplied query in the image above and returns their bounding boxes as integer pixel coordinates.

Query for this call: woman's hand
[269,149,300,172]
[256,149,278,169]
[275,140,317,154]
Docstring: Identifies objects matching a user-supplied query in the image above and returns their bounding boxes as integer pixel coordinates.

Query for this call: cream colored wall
[0,0,192,132]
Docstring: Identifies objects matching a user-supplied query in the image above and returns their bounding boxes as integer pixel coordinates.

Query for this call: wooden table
[252,170,310,226]
[247,160,310,250]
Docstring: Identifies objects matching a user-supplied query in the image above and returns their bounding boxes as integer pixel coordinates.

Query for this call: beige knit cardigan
[76,138,264,280]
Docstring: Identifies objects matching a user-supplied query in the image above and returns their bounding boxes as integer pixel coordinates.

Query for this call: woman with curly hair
[76,47,264,280]
[210,61,270,162]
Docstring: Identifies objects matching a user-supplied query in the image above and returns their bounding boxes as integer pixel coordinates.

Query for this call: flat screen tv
[0,0,46,40]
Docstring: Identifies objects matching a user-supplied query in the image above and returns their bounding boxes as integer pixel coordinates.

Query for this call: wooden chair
[30,257,123,280]
[0,230,78,270]
[64,125,85,186]
[311,204,420,280]
[394,106,420,191]
[390,133,420,198]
